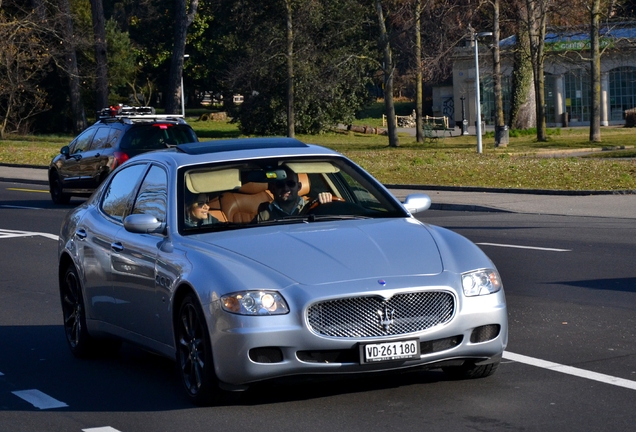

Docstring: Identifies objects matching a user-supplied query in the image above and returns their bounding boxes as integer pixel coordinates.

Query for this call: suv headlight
[461,269,502,297]
[221,291,289,315]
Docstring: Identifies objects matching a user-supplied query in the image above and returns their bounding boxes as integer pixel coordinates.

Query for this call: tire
[176,294,223,406]
[442,359,500,380]
[50,172,71,205]
[60,265,95,357]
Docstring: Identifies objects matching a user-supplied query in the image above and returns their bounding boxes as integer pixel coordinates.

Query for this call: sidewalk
[1,164,635,219]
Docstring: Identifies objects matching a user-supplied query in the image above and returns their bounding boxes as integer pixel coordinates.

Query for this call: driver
[253,167,332,222]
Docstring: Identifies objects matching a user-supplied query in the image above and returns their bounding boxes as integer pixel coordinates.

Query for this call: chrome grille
[307,291,455,338]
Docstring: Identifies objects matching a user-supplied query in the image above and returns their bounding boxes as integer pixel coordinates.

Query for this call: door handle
[111,242,124,253]
[75,229,87,240]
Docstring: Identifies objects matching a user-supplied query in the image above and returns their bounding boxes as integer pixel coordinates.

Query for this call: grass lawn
[1,108,635,191]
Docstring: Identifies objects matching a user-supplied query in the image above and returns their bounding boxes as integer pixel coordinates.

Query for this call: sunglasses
[274,180,297,188]
[195,201,209,207]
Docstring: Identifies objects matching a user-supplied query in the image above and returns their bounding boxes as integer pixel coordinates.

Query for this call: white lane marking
[503,351,636,390]
[0,228,58,241]
[477,242,571,252]
[12,389,68,409]
[1,205,44,210]
[83,428,122,432]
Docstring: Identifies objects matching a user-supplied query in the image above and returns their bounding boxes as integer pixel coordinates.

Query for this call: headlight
[220,291,289,315]
[461,269,502,297]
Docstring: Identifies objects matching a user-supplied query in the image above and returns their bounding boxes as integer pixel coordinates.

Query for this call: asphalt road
[1,180,635,432]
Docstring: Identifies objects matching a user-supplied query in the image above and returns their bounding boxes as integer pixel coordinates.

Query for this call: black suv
[49,106,198,204]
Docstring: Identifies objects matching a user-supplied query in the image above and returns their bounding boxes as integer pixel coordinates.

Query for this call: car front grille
[307,291,455,338]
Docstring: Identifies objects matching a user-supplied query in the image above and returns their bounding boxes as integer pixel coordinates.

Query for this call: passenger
[185,193,219,227]
[254,168,332,222]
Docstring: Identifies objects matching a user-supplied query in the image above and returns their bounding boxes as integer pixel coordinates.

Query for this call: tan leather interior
[297,173,310,197]
[219,182,273,223]
[197,173,310,224]
[207,196,228,222]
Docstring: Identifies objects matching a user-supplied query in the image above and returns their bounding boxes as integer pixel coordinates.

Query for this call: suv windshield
[180,157,407,233]
[120,124,197,150]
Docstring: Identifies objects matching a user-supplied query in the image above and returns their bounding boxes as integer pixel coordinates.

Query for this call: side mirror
[403,194,431,214]
[124,214,166,234]
[61,146,70,158]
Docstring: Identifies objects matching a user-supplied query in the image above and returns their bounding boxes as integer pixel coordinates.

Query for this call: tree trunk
[60,0,87,133]
[509,26,535,129]
[165,0,199,114]
[90,0,109,110]
[414,0,423,143]
[375,0,399,147]
[525,0,549,141]
[492,0,507,146]
[285,0,295,138]
[589,0,601,142]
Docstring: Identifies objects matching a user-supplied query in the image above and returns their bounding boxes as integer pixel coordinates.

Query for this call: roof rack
[97,105,185,122]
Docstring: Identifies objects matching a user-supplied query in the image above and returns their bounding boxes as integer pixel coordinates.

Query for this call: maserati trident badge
[378,305,395,332]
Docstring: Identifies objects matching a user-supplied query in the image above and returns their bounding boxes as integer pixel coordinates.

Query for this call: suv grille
[307,291,455,338]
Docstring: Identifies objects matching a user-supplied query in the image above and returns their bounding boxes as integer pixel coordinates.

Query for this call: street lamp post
[181,54,190,117]
[473,32,492,154]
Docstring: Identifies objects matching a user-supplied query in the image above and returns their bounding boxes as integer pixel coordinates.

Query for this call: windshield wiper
[257,214,372,225]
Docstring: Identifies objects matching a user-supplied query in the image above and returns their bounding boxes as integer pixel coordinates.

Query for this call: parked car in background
[48,105,198,204]
[57,137,508,406]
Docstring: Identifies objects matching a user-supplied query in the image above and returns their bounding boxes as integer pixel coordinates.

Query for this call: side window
[70,128,96,154]
[131,165,168,223]
[106,128,122,148]
[101,164,148,223]
[90,127,111,150]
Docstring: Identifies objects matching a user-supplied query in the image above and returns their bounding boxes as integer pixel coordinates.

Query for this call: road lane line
[477,242,571,252]
[1,205,44,210]
[83,428,122,432]
[12,389,68,409]
[6,188,49,193]
[0,228,58,241]
[503,351,636,390]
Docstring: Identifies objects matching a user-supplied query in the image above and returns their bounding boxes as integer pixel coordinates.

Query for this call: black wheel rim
[178,302,206,396]
[52,177,61,199]
[61,270,82,348]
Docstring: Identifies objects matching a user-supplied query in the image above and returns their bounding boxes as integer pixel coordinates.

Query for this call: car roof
[133,137,343,168]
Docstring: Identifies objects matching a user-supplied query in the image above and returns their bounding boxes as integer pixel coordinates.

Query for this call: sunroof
[177,137,309,155]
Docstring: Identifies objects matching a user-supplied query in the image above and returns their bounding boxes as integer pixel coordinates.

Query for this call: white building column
[554,74,565,125]
[601,72,609,126]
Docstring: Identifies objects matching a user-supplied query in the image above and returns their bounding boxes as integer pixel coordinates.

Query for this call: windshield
[179,156,407,233]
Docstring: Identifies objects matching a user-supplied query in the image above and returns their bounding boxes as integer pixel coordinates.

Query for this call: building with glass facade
[446,24,636,129]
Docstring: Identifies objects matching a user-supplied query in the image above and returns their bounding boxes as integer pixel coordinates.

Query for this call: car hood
[206,218,443,285]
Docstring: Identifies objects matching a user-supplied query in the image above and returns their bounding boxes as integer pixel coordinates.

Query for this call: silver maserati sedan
[58,137,507,405]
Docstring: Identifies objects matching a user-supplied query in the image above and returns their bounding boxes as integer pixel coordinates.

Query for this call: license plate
[360,339,420,364]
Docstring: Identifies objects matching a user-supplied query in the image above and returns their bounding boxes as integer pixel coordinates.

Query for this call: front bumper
[207,287,507,387]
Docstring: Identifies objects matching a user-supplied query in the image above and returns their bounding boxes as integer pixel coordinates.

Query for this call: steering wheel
[302,195,345,214]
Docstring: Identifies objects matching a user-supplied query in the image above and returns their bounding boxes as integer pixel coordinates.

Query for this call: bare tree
[165,0,199,114]
[414,0,423,143]
[59,0,87,132]
[492,0,508,146]
[0,7,51,136]
[285,0,295,138]
[89,0,109,110]
[375,0,399,147]
[522,0,552,141]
